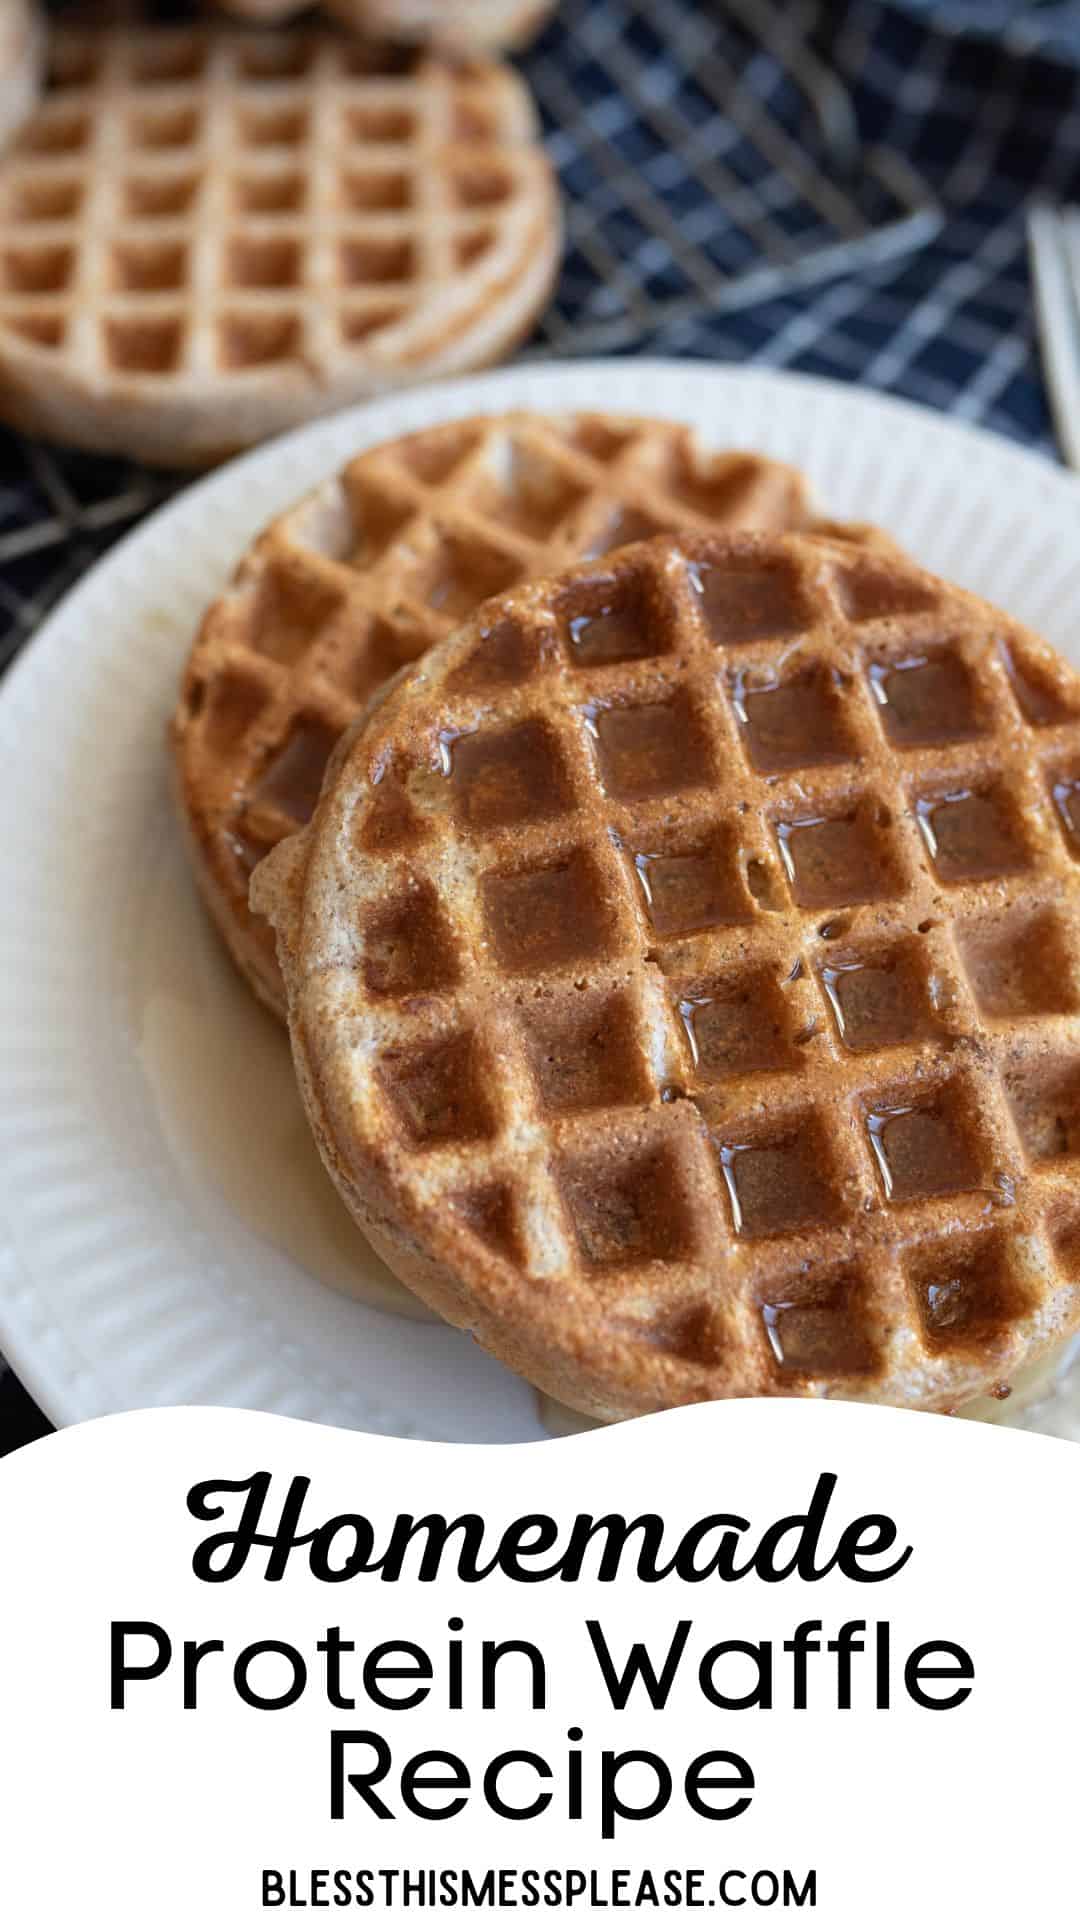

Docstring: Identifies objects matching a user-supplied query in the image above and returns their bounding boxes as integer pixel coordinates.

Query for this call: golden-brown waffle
[0,27,558,464]
[0,2,43,156]
[252,528,1080,1420]
[172,411,819,1015]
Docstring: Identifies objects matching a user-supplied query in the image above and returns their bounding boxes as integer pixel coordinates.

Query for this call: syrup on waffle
[0,27,558,464]
[252,528,1080,1420]
[172,411,819,1016]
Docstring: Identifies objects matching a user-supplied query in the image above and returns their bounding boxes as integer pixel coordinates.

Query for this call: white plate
[4,359,1080,1444]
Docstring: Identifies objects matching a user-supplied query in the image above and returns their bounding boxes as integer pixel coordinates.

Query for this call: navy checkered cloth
[896,0,1080,62]
[1,0,1076,1449]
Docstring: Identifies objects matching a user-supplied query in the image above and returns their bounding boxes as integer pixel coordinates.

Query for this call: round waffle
[251,528,1080,1418]
[0,27,558,464]
[0,2,43,156]
[172,411,818,1016]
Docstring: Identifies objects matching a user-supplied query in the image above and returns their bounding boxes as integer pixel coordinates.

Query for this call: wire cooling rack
[0,0,943,671]
[527,0,941,353]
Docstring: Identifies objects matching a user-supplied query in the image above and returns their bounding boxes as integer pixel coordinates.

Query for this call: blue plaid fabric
[1,0,1078,1447]
[890,0,1080,62]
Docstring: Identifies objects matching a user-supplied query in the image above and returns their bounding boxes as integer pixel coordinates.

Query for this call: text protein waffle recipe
[108,1469,974,1842]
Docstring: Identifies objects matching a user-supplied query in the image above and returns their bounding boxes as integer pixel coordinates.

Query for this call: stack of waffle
[8,7,1078,1426]
[172,408,1080,1421]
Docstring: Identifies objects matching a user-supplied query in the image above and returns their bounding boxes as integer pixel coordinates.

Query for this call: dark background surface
[1,0,1076,1451]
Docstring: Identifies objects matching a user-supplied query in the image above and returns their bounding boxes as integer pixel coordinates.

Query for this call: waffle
[173,411,823,1016]
[251,528,1080,1418]
[0,27,558,465]
[0,2,43,156]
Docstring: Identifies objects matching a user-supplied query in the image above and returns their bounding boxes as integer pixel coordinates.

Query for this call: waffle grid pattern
[0,25,552,450]
[175,412,812,1005]
[284,532,1080,1410]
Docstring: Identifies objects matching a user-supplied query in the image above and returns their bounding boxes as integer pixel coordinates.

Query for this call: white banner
[0,1399,1075,1917]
